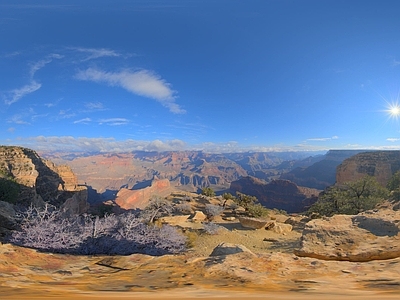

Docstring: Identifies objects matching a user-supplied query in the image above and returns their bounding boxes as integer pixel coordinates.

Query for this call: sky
[2,0,400,153]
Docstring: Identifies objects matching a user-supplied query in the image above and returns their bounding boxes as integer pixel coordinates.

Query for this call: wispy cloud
[99,118,130,126]
[387,138,400,142]
[71,47,121,61]
[85,102,106,111]
[392,59,400,67]
[29,53,63,77]
[75,68,185,114]
[4,81,42,105]
[4,54,62,105]
[7,114,30,125]
[306,136,339,142]
[58,109,76,119]
[21,136,187,152]
[73,118,92,124]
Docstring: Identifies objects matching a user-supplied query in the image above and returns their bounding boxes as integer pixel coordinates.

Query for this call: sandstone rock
[223,216,236,221]
[60,190,89,216]
[115,178,172,210]
[209,242,255,256]
[0,146,88,210]
[0,201,16,236]
[234,206,246,213]
[284,216,310,228]
[336,151,400,186]
[190,210,207,222]
[159,215,190,225]
[239,217,269,229]
[271,222,292,234]
[295,209,400,262]
[280,150,366,190]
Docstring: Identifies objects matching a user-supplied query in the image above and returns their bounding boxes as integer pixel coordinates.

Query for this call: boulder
[0,201,16,236]
[210,242,255,256]
[271,222,292,234]
[159,215,190,225]
[239,217,269,229]
[60,190,89,216]
[190,211,207,222]
[295,209,400,262]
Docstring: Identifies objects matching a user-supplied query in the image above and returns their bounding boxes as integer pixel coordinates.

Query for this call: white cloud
[85,102,106,111]
[387,138,400,142]
[7,114,30,125]
[4,54,62,105]
[73,118,92,124]
[71,47,121,61]
[75,68,185,114]
[19,136,187,152]
[392,59,400,67]
[4,81,42,105]
[29,53,63,77]
[99,118,130,126]
[306,136,339,142]
[4,135,400,154]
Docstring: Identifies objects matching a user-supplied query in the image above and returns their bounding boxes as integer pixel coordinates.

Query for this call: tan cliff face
[0,146,88,213]
[336,151,400,186]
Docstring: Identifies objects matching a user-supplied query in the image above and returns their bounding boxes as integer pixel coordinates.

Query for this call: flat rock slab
[295,209,400,262]
[239,217,269,229]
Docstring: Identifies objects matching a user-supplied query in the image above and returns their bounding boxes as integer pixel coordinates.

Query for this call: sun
[385,102,400,120]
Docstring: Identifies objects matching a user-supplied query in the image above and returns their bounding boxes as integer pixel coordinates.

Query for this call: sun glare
[385,102,400,120]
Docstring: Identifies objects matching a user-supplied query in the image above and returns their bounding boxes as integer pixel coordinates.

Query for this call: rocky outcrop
[239,217,269,229]
[336,151,400,186]
[280,150,367,189]
[295,209,400,262]
[230,176,319,213]
[115,178,172,210]
[0,146,88,211]
[209,242,256,256]
[0,200,16,237]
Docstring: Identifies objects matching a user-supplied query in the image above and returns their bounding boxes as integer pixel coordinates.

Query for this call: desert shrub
[222,192,234,200]
[92,202,114,217]
[9,205,186,256]
[204,204,224,218]
[201,187,215,197]
[234,192,258,210]
[140,196,173,223]
[247,203,269,218]
[203,222,222,235]
[0,177,20,204]
[387,171,400,202]
[308,176,389,216]
[182,195,193,202]
[175,202,192,214]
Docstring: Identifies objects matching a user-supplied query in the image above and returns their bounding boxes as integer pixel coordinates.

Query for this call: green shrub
[0,177,20,204]
[308,175,389,216]
[201,187,215,197]
[247,203,269,218]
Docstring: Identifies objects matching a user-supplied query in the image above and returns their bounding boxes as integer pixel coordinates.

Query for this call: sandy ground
[1,208,400,299]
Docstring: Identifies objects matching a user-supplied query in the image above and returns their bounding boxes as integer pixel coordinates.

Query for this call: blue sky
[1,0,400,153]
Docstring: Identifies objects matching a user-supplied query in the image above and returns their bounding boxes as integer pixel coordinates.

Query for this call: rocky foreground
[1,208,400,299]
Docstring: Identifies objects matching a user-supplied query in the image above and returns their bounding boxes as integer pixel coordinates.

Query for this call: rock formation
[239,217,269,229]
[115,178,173,209]
[0,146,88,213]
[295,208,400,262]
[41,150,322,199]
[280,150,368,189]
[336,150,400,186]
[230,176,319,213]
